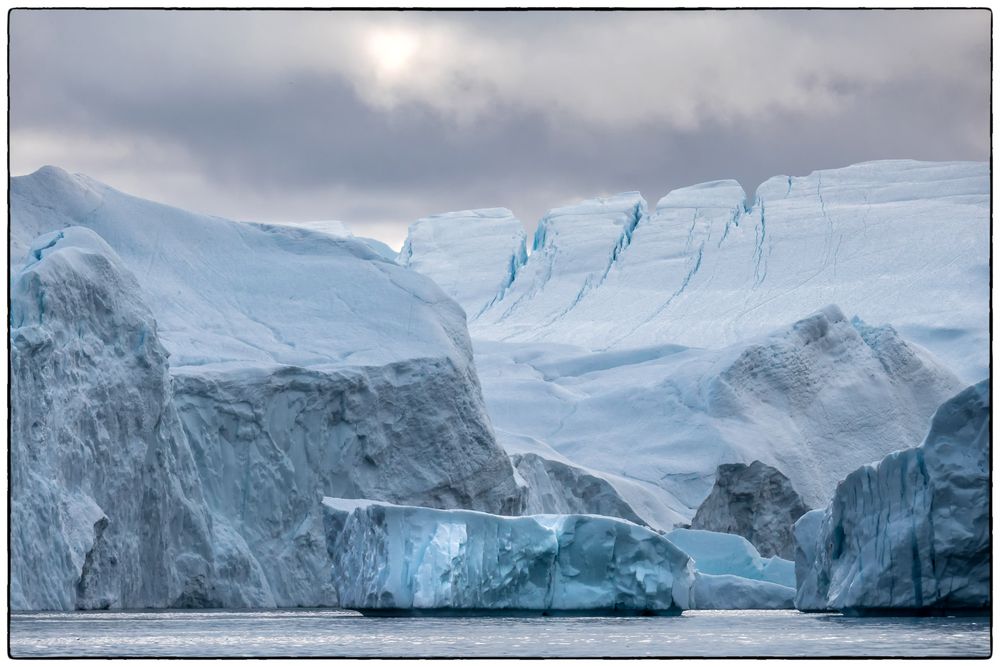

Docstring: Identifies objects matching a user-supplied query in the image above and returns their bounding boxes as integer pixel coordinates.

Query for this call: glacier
[474,304,962,530]
[10,167,524,610]
[454,160,988,383]
[794,380,990,614]
[324,498,694,615]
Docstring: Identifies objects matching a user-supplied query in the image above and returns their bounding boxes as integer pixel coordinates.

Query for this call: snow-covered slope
[476,305,962,529]
[11,166,473,370]
[400,208,527,318]
[10,228,273,610]
[10,167,525,609]
[324,498,694,614]
[794,380,990,614]
[436,161,987,382]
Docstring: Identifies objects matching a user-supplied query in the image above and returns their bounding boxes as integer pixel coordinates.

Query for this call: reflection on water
[9,608,990,657]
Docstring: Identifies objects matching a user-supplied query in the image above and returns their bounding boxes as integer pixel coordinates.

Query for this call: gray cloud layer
[10,9,990,248]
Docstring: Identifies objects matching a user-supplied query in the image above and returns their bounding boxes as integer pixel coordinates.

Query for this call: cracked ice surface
[440,160,988,382]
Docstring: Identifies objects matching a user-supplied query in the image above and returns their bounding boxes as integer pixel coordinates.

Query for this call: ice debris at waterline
[323,498,694,615]
[794,380,990,614]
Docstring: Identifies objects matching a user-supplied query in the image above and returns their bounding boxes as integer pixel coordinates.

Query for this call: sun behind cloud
[366,27,419,76]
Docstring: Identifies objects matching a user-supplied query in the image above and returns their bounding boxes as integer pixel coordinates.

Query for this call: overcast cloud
[9,9,990,249]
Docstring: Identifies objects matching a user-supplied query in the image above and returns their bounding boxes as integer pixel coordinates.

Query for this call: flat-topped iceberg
[324,498,694,615]
[794,380,990,614]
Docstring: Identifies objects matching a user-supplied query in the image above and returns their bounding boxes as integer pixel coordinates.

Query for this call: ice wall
[794,380,990,613]
[9,228,273,610]
[325,498,694,614]
[455,161,989,382]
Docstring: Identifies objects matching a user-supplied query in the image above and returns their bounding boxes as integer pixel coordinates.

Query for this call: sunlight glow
[366,29,419,75]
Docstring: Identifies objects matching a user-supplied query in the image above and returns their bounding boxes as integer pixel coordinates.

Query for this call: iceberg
[666,529,795,586]
[9,227,273,610]
[691,574,795,610]
[10,168,525,609]
[324,498,694,615]
[794,380,990,614]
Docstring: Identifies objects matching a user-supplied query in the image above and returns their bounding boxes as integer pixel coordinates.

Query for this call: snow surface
[9,168,524,610]
[400,208,527,319]
[475,304,962,529]
[11,166,472,370]
[411,160,989,382]
[794,380,990,613]
[324,498,694,614]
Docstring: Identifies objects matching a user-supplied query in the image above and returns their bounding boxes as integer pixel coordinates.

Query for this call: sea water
[9,608,990,658]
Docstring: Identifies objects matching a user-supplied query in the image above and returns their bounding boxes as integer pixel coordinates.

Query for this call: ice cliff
[400,208,528,318]
[324,498,694,615]
[10,167,524,610]
[399,161,987,382]
[9,228,272,610]
[691,461,811,559]
[794,380,990,614]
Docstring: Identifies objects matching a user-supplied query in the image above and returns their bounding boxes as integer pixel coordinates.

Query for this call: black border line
[4,4,994,660]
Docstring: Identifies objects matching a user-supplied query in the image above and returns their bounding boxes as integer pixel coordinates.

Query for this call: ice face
[476,305,962,531]
[9,227,274,611]
[400,208,528,319]
[324,498,695,614]
[461,161,987,383]
[793,380,990,613]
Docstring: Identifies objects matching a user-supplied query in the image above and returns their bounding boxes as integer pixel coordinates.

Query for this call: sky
[9,9,991,250]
